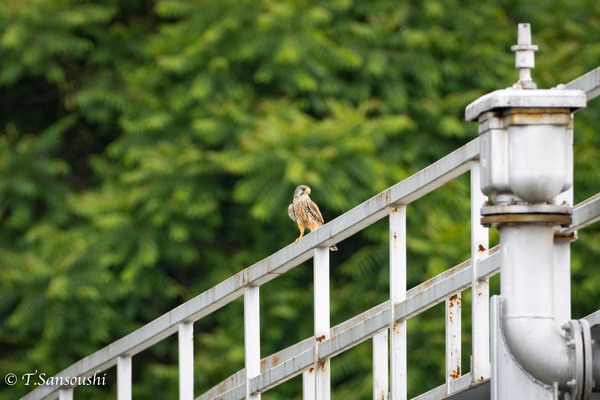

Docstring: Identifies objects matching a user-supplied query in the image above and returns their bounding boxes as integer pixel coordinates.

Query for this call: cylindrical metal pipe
[499,224,573,387]
[500,225,555,319]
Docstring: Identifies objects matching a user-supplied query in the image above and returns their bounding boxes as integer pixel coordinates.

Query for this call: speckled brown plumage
[288,185,338,251]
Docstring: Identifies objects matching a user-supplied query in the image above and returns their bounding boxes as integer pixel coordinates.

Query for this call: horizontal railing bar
[330,300,391,337]
[566,66,600,101]
[395,261,472,322]
[393,247,500,325]
[560,192,600,235]
[195,370,245,400]
[250,348,315,395]
[477,246,501,280]
[318,307,391,360]
[261,337,314,374]
[215,384,246,400]
[411,373,471,400]
[197,338,317,398]
[410,373,490,400]
[584,310,600,328]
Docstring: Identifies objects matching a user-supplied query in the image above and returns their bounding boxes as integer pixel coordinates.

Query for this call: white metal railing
[20,67,600,400]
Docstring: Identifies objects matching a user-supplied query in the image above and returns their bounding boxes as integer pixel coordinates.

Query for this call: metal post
[470,161,490,382]
[313,247,331,400]
[303,369,316,400]
[178,322,194,400]
[58,388,73,400]
[445,293,461,392]
[373,330,389,400]
[389,206,407,400]
[244,285,261,399]
[553,128,574,326]
[117,356,132,400]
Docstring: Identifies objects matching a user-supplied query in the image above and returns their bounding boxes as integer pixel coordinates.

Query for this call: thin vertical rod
[313,247,331,400]
[244,285,261,399]
[445,293,462,391]
[470,160,490,381]
[117,356,132,400]
[58,389,73,400]
[303,369,316,400]
[390,205,407,400]
[373,330,389,400]
[178,322,194,400]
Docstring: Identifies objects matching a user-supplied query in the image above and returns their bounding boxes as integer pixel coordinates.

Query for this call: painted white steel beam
[411,373,488,400]
[445,292,462,392]
[560,192,600,235]
[195,369,245,400]
[252,348,314,395]
[117,356,132,400]
[566,66,600,101]
[470,161,491,382]
[373,330,389,400]
[244,286,261,399]
[390,205,407,400]
[313,247,331,400]
[318,308,391,360]
[57,389,72,400]
[179,322,194,400]
[302,369,316,400]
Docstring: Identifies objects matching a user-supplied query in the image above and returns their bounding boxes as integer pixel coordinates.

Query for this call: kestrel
[288,185,338,251]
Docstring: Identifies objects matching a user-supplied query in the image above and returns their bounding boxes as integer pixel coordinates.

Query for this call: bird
[288,185,338,251]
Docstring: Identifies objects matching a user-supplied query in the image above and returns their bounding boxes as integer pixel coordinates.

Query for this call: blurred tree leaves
[1,0,599,399]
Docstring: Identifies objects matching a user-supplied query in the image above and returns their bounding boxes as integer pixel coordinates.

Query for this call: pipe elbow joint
[501,301,595,396]
[502,314,573,388]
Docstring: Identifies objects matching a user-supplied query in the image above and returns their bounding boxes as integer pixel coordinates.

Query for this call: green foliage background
[1,0,599,398]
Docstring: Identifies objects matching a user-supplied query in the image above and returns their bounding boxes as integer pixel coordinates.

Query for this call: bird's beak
[305,188,311,194]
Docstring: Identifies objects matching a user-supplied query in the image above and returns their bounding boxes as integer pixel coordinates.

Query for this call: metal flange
[563,319,594,400]
[481,204,572,228]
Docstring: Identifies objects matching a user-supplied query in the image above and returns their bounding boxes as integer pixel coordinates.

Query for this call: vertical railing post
[445,293,462,392]
[117,356,132,400]
[390,205,407,400]
[178,322,194,400]
[58,388,73,400]
[313,247,331,400]
[373,330,389,400]
[302,369,316,400]
[470,160,490,382]
[244,285,261,399]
